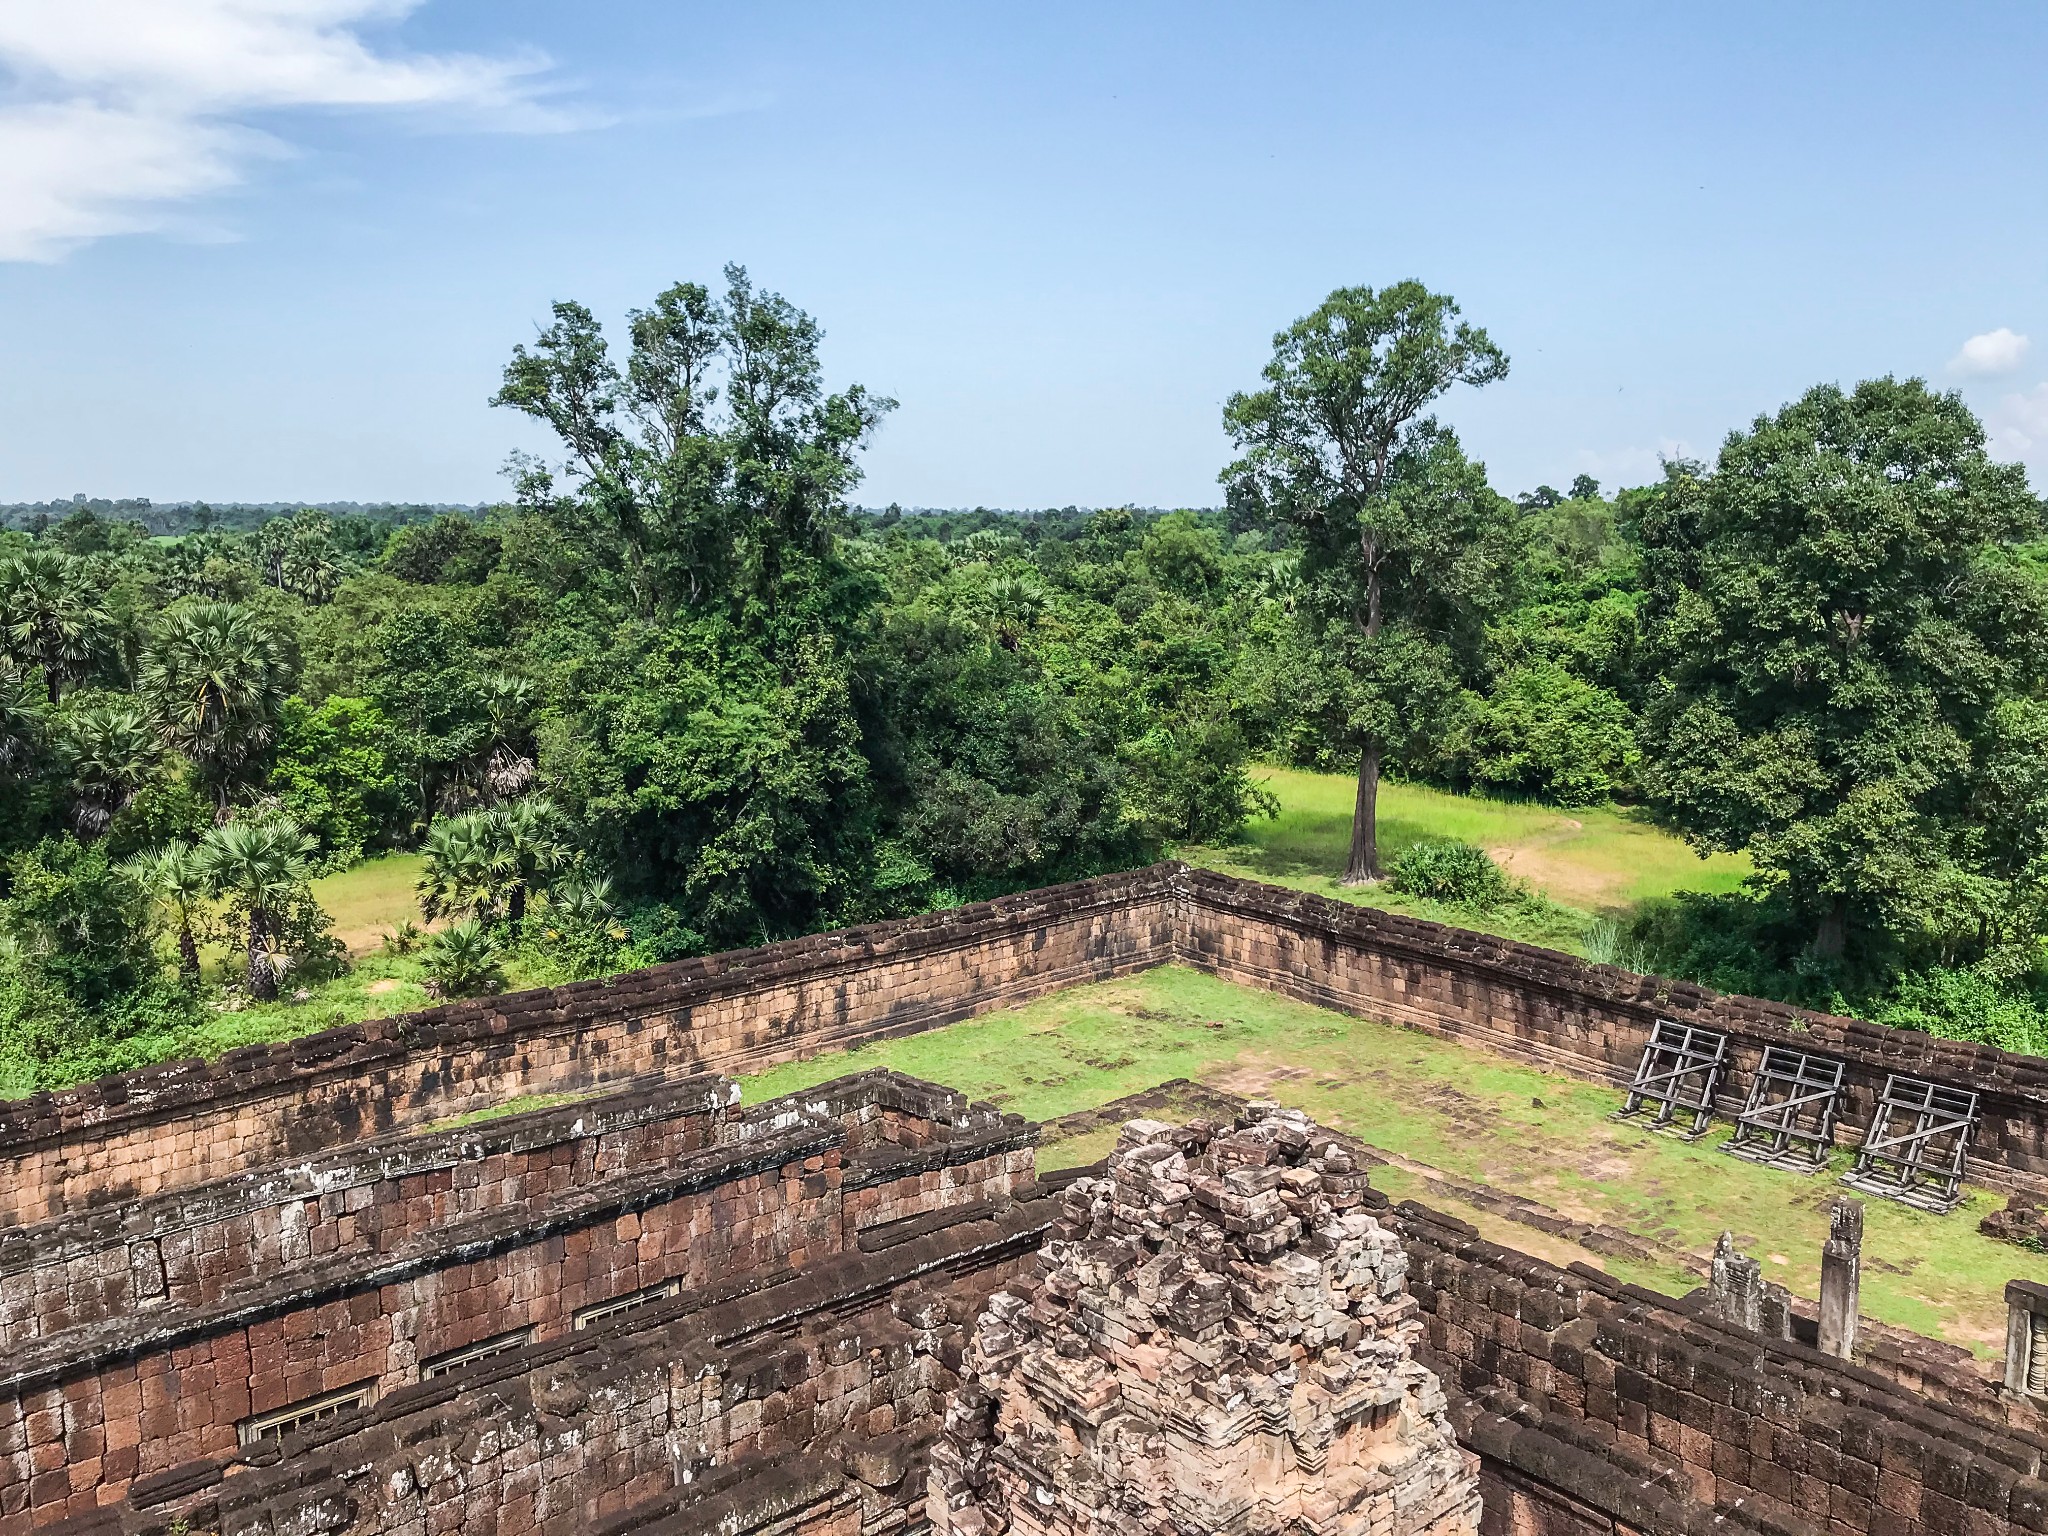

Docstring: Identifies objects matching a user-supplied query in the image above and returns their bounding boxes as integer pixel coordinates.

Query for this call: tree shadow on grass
[1208,807,1468,883]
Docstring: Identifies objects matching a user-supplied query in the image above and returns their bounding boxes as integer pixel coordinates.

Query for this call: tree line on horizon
[1,265,2045,1091]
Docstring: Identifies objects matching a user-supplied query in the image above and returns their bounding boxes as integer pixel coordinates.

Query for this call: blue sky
[2,1,2044,507]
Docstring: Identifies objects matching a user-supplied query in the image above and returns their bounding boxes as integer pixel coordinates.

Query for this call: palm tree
[199,816,316,999]
[498,797,571,932]
[416,810,511,925]
[548,871,618,927]
[57,700,160,839]
[140,602,292,816]
[0,664,45,776]
[124,840,214,984]
[421,919,508,999]
[0,549,114,701]
[441,673,537,810]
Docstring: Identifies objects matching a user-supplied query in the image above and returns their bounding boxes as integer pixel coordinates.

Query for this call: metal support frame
[1614,1020,1730,1140]
[1840,1074,1979,1214]
[1722,1047,1847,1173]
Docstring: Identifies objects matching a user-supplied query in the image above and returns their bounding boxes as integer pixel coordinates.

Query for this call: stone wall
[14,863,2048,1233]
[0,1071,1036,1526]
[1175,869,2048,1193]
[0,868,1174,1227]
[34,1199,1057,1536]
[1388,1194,2048,1535]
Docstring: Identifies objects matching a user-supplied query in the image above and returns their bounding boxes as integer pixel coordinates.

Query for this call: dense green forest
[4,268,2046,1093]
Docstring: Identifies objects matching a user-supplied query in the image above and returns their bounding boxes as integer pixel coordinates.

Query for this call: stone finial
[928,1105,1481,1536]
[1707,1231,1765,1332]
[1818,1196,1863,1360]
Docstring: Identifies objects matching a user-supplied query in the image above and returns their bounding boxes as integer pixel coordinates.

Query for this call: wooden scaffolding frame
[1722,1046,1847,1173]
[1839,1074,1979,1214]
[1614,1020,1730,1140]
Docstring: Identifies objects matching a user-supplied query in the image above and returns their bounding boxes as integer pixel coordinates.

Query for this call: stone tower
[929,1103,1481,1536]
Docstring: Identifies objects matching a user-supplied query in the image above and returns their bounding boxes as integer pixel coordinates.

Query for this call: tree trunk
[177,922,201,986]
[1343,740,1381,885]
[508,882,527,934]
[1814,895,1849,960]
[246,911,277,1001]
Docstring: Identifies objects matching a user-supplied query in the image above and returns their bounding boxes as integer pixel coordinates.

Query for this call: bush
[1388,841,1513,909]
[1466,663,1638,806]
[1864,967,2048,1058]
[1,837,158,1005]
[422,919,508,999]
[517,875,634,983]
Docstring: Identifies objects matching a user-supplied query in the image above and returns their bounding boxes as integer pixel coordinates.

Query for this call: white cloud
[1985,381,2048,466]
[0,1,561,261]
[1948,327,2032,377]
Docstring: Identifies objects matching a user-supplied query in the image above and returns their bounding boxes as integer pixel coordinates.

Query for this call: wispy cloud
[1948,327,2032,378]
[1985,381,2048,467]
[0,1,565,261]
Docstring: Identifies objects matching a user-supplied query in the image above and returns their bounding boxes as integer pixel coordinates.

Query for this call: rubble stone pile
[929,1102,1481,1536]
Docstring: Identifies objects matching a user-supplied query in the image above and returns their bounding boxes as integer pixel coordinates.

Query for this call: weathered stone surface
[930,1103,1481,1536]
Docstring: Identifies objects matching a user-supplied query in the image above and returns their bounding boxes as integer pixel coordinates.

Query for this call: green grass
[734,964,2043,1357]
[311,852,428,953]
[1182,766,1752,951]
[421,1090,599,1134]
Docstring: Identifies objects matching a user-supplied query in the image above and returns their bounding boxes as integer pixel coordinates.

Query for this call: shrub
[1,836,158,1005]
[1466,663,1638,807]
[1388,841,1513,909]
[518,874,632,983]
[380,919,425,955]
[422,919,507,999]
[1864,967,2048,1058]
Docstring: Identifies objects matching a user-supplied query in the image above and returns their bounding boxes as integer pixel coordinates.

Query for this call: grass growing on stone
[733,963,2044,1358]
[422,1090,600,1134]
[1181,767,1752,949]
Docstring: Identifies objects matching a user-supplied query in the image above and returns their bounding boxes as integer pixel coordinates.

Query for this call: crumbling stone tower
[930,1103,1481,1536]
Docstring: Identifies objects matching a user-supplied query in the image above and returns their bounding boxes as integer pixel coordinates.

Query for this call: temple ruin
[7,863,2048,1536]
[930,1106,1480,1536]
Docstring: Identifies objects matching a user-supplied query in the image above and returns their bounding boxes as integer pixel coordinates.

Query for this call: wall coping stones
[0,1070,737,1276]
[0,863,1177,1159]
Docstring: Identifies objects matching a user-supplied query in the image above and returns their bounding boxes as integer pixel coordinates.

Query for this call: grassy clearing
[311,853,428,954]
[733,964,2043,1357]
[1182,767,1751,950]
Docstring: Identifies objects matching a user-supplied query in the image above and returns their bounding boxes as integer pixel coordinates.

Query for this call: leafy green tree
[123,840,214,983]
[268,696,407,863]
[380,513,502,585]
[57,699,160,839]
[2,836,157,1005]
[538,622,873,943]
[1633,378,2046,959]
[141,602,293,815]
[1465,661,1639,806]
[1569,473,1602,501]
[366,608,489,818]
[492,266,892,633]
[1223,282,1510,882]
[199,816,318,999]
[0,549,115,701]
